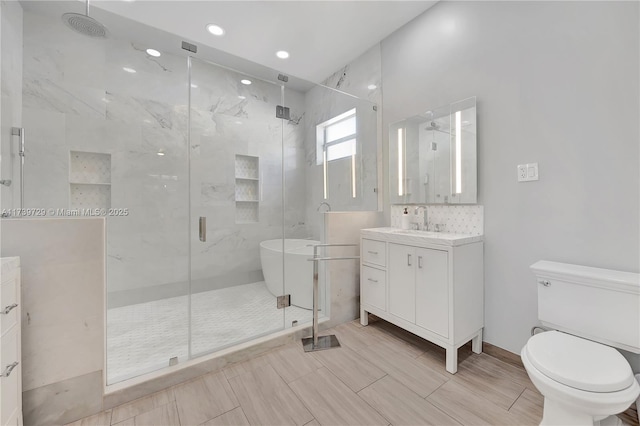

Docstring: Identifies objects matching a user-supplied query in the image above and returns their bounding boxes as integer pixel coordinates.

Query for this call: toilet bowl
[522,331,640,426]
[525,261,640,426]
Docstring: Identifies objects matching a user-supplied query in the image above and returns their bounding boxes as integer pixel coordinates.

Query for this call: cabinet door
[415,248,449,338]
[388,243,416,323]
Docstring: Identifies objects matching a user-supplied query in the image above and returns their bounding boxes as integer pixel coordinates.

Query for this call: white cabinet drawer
[362,239,386,267]
[0,326,20,426]
[0,277,18,338]
[362,266,386,311]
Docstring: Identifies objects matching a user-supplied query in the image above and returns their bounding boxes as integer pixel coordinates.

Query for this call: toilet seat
[524,331,635,393]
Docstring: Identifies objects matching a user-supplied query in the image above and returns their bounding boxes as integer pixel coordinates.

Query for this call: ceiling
[87,0,437,84]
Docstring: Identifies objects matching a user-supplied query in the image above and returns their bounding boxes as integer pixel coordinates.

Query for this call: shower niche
[234,154,259,223]
[69,151,111,210]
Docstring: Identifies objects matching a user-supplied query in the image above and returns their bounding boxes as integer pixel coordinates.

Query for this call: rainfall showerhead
[62,0,107,38]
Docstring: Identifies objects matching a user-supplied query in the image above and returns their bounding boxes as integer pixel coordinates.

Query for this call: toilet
[522,261,640,426]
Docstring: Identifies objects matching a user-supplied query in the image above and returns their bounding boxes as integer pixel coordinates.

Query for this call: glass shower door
[188,57,286,357]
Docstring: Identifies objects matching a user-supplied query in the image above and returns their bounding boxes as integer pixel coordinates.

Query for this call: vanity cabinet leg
[445,347,458,374]
[472,330,483,354]
[360,307,369,326]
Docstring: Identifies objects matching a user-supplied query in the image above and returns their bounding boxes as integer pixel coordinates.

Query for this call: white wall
[381,1,639,354]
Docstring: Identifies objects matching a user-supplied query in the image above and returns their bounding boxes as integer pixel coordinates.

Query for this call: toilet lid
[525,331,635,392]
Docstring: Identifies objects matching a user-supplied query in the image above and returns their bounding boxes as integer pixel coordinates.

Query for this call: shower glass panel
[188,57,285,356]
[16,5,191,384]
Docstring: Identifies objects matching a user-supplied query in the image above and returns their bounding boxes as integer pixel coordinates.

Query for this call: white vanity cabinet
[0,258,22,426]
[360,228,483,374]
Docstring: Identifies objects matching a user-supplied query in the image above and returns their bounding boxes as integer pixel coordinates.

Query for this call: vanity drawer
[362,239,386,267]
[0,275,18,337]
[362,265,386,311]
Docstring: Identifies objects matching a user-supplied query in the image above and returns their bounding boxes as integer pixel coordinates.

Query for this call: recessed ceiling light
[157,151,165,156]
[238,95,246,100]
[235,121,243,125]
[276,50,290,59]
[146,48,161,57]
[367,84,377,90]
[240,79,252,85]
[190,83,198,88]
[206,24,225,36]
[122,67,136,73]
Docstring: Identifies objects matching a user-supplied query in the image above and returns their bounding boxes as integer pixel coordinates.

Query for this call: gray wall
[380,1,639,355]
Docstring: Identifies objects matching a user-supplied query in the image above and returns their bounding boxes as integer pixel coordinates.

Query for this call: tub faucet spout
[317,202,331,212]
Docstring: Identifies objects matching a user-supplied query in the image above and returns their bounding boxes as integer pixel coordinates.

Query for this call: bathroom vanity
[0,257,22,425]
[360,228,483,374]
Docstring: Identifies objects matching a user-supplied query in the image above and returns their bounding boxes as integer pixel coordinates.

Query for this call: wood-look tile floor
[69,319,640,426]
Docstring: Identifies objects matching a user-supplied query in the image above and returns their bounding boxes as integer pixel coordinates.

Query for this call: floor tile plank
[134,401,180,426]
[289,367,388,426]
[229,364,313,426]
[310,345,386,392]
[358,375,460,425]
[427,380,515,425]
[358,341,450,398]
[173,372,238,425]
[65,410,112,426]
[111,389,173,424]
[202,407,250,426]
[266,343,323,383]
[508,388,543,425]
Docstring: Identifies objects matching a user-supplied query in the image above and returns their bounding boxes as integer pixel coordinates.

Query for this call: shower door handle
[199,217,206,242]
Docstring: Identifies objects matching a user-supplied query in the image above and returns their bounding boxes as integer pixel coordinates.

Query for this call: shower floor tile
[107,281,313,384]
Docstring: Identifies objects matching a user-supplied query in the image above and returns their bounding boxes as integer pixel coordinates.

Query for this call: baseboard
[483,341,524,369]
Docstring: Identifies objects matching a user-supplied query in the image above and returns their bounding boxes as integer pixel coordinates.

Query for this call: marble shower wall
[0,0,23,210]
[21,9,308,305]
[21,9,190,304]
[189,58,307,288]
[303,44,382,239]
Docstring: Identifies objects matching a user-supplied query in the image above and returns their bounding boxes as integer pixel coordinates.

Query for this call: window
[316,109,357,164]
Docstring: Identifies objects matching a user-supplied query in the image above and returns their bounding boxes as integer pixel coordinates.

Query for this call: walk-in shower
[2,2,378,385]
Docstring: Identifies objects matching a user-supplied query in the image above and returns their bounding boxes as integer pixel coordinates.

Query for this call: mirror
[389,97,477,204]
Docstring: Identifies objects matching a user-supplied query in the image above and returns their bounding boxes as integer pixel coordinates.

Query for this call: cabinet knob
[367,278,378,283]
[418,256,423,269]
[539,280,551,287]
[407,254,412,266]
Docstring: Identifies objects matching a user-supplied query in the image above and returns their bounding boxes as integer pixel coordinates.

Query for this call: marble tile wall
[304,44,382,240]
[0,0,23,211]
[323,211,383,327]
[21,9,191,300]
[390,204,484,236]
[0,218,105,425]
[20,9,309,305]
[189,57,307,285]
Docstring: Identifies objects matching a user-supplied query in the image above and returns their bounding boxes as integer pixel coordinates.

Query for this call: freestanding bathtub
[260,239,320,309]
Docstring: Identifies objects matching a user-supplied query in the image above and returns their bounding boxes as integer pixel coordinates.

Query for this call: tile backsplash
[390,205,484,236]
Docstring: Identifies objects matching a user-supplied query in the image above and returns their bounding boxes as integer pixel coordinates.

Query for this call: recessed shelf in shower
[235,155,259,223]
[69,151,112,210]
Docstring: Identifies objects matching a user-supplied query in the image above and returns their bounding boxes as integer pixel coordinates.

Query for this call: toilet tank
[531,260,640,354]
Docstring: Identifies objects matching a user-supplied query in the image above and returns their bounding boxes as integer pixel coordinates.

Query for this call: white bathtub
[260,239,320,309]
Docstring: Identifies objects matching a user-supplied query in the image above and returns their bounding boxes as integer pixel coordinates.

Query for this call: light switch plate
[518,163,539,182]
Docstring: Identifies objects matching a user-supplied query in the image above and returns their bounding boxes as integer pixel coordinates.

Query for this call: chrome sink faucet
[414,206,428,231]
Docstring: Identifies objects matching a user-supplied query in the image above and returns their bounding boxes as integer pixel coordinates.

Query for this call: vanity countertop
[361,227,483,247]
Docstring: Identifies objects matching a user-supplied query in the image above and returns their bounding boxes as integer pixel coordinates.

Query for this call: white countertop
[361,227,483,247]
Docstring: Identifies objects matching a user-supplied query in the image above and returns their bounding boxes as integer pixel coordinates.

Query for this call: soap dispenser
[401,207,410,230]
